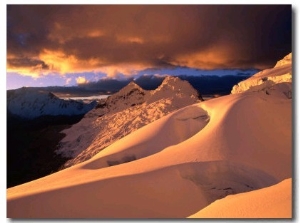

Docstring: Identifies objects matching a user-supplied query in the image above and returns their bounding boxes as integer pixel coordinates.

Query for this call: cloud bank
[7,5,291,77]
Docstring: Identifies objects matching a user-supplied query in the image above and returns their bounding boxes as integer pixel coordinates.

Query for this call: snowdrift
[7,53,292,218]
[189,178,292,218]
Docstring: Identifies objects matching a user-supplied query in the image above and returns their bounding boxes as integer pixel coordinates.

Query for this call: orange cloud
[7,48,152,79]
[76,76,88,84]
[7,5,291,78]
[7,49,104,77]
[39,49,105,74]
[117,36,145,44]
[39,49,151,78]
[171,43,237,69]
[98,63,150,78]
[87,30,105,38]
[48,22,105,44]
[7,56,49,78]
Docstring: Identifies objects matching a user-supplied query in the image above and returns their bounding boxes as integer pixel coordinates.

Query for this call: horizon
[6,72,258,96]
[7,67,260,90]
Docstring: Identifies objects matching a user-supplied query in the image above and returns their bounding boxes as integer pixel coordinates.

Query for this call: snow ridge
[274,53,292,68]
[56,76,202,167]
[231,53,292,94]
[147,76,200,104]
[104,81,150,113]
[7,87,97,119]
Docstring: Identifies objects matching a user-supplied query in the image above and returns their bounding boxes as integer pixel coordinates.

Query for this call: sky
[6,5,292,89]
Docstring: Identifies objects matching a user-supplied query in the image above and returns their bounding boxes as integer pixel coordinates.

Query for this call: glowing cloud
[76,76,88,84]
[7,5,291,79]
[116,36,145,44]
[97,63,150,78]
[65,77,72,85]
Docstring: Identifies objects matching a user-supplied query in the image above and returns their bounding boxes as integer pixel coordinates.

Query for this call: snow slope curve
[7,161,277,218]
[189,178,292,218]
[82,105,209,170]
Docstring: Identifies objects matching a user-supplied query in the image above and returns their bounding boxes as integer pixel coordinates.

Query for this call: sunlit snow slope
[56,76,202,167]
[231,53,292,95]
[7,53,292,218]
[189,178,292,218]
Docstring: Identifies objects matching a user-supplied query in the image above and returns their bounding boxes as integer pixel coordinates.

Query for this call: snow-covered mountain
[56,76,202,167]
[7,87,97,119]
[7,53,292,218]
[231,53,292,95]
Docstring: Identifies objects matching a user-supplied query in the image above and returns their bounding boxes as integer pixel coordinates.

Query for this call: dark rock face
[7,112,84,188]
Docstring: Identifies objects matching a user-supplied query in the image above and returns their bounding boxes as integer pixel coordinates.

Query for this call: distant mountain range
[7,88,97,119]
[8,73,256,98]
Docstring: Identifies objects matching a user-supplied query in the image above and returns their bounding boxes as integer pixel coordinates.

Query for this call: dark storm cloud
[78,78,133,92]
[74,75,164,92]
[7,5,292,76]
[7,5,58,55]
[134,75,165,90]
[8,58,49,69]
[76,75,166,93]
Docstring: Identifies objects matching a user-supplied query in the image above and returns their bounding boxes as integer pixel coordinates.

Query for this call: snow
[7,53,292,218]
[82,105,209,170]
[231,53,292,94]
[189,178,292,218]
[56,76,202,167]
[274,53,292,67]
[65,95,110,103]
[7,87,97,119]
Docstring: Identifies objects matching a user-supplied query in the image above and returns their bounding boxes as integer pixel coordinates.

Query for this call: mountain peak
[159,76,184,87]
[147,76,201,104]
[127,81,140,88]
[162,75,180,82]
[103,81,149,112]
[117,81,144,95]
[155,76,197,93]
[274,53,292,68]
